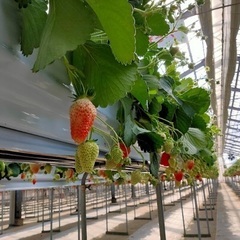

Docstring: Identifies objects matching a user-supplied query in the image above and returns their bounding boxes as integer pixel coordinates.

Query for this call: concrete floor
[0,181,239,240]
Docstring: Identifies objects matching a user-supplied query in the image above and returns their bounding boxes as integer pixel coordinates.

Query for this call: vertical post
[50,188,54,240]
[58,188,61,231]
[1,192,4,234]
[193,182,201,240]
[9,191,15,226]
[179,187,186,236]
[202,181,211,236]
[123,184,129,234]
[81,173,88,240]
[156,181,166,240]
[131,184,136,199]
[111,183,117,203]
[77,185,81,240]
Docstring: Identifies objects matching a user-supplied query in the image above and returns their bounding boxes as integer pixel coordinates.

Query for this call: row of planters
[0,152,219,187]
[2,0,220,188]
[223,159,240,195]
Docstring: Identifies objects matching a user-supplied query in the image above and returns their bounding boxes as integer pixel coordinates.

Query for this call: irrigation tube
[156,181,166,240]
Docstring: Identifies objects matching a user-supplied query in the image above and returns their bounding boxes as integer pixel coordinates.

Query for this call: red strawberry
[174,170,183,182]
[160,152,170,166]
[65,168,74,179]
[119,142,130,158]
[98,169,107,178]
[195,173,202,181]
[32,178,37,185]
[21,172,26,180]
[186,160,194,170]
[70,98,97,144]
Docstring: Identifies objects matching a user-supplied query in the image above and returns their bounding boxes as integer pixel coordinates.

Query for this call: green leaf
[130,76,149,110]
[33,0,94,71]
[87,0,135,64]
[74,42,137,107]
[150,152,159,178]
[135,29,149,56]
[191,114,207,131]
[146,12,170,36]
[198,149,215,166]
[124,115,137,146]
[149,97,162,115]
[143,74,160,90]
[173,108,192,135]
[174,78,195,94]
[159,76,181,104]
[20,0,47,56]
[160,101,178,122]
[137,132,165,153]
[180,128,206,155]
[179,88,210,114]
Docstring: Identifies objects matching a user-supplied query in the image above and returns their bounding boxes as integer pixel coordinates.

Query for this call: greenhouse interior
[0,0,240,239]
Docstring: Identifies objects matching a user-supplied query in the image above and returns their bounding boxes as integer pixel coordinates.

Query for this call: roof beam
[228,106,240,111]
[227,118,240,123]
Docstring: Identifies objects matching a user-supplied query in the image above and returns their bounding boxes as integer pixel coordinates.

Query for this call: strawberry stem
[96,115,122,144]
[132,145,146,168]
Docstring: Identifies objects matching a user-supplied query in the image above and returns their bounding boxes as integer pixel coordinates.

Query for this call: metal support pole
[81,173,88,240]
[50,188,54,240]
[111,183,117,203]
[193,182,201,240]
[179,187,186,236]
[202,181,211,236]
[77,185,81,240]
[156,181,166,240]
[0,192,4,234]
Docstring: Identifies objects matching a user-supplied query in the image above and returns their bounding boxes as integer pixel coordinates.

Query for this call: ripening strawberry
[160,152,170,166]
[186,160,194,170]
[70,98,97,144]
[65,168,74,179]
[30,163,41,174]
[32,178,37,185]
[195,173,202,181]
[174,170,184,182]
[76,141,99,173]
[20,172,26,180]
[119,142,131,158]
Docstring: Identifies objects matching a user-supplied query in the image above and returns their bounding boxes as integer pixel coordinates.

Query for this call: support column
[111,183,117,203]
[9,190,24,226]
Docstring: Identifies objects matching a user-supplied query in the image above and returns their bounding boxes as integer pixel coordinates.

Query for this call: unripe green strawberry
[70,98,97,144]
[75,151,83,174]
[44,164,52,174]
[105,158,117,170]
[131,170,142,185]
[76,141,99,173]
[110,145,123,164]
[163,139,174,154]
